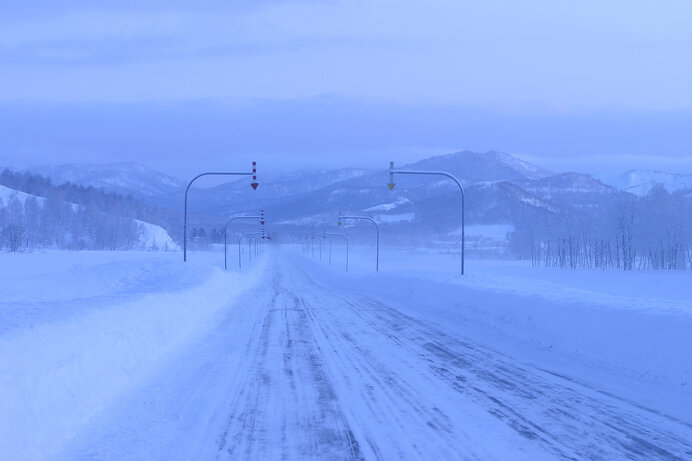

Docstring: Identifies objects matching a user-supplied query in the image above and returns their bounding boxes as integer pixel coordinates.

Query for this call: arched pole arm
[389,164,465,275]
[338,215,378,226]
[389,169,464,200]
[323,232,348,243]
[337,215,379,271]
[238,232,264,245]
[323,232,349,272]
[238,232,264,269]
[224,216,262,248]
[184,170,255,262]
[223,215,262,270]
[223,215,262,233]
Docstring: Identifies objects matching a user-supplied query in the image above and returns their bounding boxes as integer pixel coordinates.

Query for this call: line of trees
[0,169,162,251]
[0,169,166,224]
[509,185,692,270]
[0,192,141,251]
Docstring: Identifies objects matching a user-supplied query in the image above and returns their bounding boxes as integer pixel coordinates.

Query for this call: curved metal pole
[238,232,263,269]
[311,234,332,264]
[389,162,465,275]
[250,237,261,261]
[338,215,378,271]
[223,215,261,270]
[183,168,256,262]
[324,233,349,272]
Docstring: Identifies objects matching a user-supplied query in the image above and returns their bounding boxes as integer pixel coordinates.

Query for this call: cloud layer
[2,0,692,109]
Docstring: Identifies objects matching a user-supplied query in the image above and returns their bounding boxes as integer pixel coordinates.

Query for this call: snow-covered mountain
[604,170,692,196]
[512,172,619,210]
[32,162,186,199]
[15,151,630,245]
[403,150,552,183]
[180,151,559,217]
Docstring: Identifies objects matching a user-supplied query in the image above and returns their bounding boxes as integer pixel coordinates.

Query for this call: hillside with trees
[0,169,176,251]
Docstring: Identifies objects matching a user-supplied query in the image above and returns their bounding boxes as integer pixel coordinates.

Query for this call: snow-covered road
[55,253,692,461]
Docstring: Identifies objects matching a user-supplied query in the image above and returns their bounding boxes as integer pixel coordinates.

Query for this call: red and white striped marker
[251,162,259,190]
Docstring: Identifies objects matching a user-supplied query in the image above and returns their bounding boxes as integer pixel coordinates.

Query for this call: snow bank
[0,252,266,460]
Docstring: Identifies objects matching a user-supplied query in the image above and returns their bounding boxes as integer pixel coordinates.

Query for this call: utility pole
[183,162,258,262]
[223,215,261,270]
[238,232,263,268]
[388,161,465,275]
[311,233,332,264]
[338,215,379,271]
[324,232,349,272]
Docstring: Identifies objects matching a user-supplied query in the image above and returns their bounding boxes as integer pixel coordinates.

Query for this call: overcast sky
[1,0,691,177]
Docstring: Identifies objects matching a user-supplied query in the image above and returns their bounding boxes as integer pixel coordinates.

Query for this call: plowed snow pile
[0,250,264,460]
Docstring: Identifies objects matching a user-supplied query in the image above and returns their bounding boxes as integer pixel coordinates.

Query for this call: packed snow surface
[1,247,690,460]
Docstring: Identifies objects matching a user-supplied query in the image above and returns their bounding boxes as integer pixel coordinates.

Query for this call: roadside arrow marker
[387,183,395,190]
[251,161,259,190]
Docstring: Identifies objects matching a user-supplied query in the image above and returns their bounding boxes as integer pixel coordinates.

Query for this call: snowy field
[1,246,691,460]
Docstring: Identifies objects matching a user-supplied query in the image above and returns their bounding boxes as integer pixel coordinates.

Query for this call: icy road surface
[55,254,692,461]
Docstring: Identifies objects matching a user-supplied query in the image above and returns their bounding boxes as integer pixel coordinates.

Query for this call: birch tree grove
[0,169,157,251]
[510,186,692,270]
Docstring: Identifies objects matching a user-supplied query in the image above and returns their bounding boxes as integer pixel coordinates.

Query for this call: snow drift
[0,252,265,460]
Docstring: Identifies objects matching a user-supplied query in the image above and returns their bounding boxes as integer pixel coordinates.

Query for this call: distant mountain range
[9,151,691,245]
[31,162,186,205]
[601,170,692,196]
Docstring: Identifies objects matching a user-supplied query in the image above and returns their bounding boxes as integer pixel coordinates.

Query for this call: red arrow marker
[251,161,259,190]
